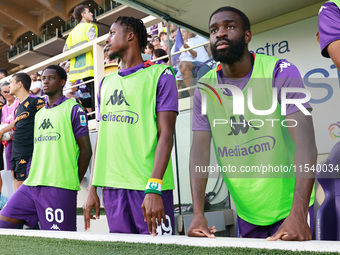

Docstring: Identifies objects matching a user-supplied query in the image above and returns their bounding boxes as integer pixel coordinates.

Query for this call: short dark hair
[73,5,89,23]
[209,6,250,31]
[154,48,168,63]
[0,68,8,77]
[152,36,160,42]
[12,73,31,91]
[159,31,167,38]
[115,16,147,52]
[146,42,154,51]
[43,65,67,81]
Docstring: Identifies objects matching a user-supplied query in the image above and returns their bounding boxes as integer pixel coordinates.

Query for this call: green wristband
[145,189,162,195]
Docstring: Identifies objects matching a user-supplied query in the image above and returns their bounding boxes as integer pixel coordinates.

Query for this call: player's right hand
[186,214,216,238]
[83,186,100,231]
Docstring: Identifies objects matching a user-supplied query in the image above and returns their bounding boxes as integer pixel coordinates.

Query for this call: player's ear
[245,30,252,44]
[127,31,134,42]
[60,79,66,88]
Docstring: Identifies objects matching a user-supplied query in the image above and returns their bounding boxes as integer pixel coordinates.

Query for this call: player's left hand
[141,193,165,236]
[83,186,100,231]
[266,213,311,241]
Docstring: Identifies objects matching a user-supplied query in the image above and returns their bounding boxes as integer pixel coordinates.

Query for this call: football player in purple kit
[0,65,92,231]
[317,1,340,241]
[318,0,340,71]
[83,16,178,236]
[187,7,316,241]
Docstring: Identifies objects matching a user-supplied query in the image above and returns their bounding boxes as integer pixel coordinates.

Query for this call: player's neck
[220,51,253,79]
[119,49,144,70]
[46,91,63,108]
[16,90,30,103]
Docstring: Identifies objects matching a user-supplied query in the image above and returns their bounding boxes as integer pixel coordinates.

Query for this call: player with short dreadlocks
[83,16,178,235]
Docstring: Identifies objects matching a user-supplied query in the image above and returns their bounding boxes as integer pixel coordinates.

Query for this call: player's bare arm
[268,111,317,241]
[83,137,100,231]
[187,130,216,238]
[141,111,176,236]
[327,40,340,72]
[76,134,92,182]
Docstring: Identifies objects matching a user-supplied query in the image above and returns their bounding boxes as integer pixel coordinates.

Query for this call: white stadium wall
[250,15,340,154]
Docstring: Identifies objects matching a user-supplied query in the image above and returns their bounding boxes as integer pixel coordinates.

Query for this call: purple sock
[0,220,18,229]
[316,142,340,240]
[325,142,340,165]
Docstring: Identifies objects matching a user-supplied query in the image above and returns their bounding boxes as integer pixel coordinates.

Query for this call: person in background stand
[153,49,169,65]
[64,4,98,115]
[145,43,155,59]
[152,35,162,50]
[0,71,8,206]
[0,82,19,189]
[0,69,7,80]
[29,72,43,96]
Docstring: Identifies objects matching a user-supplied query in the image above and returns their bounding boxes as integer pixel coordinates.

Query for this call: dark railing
[8,42,33,59]
[8,1,122,60]
[61,19,77,34]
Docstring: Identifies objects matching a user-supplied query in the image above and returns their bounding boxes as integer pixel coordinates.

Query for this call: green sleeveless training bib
[25,99,80,190]
[93,64,175,191]
[199,54,314,225]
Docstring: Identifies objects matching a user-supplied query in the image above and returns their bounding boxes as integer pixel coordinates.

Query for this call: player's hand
[83,186,100,231]
[187,214,216,238]
[141,193,165,236]
[267,212,311,241]
[183,43,189,49]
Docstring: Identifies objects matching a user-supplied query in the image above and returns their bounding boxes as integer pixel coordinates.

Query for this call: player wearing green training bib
[0,65,92,231]
[84,16,178,236]
[187,7,317,241]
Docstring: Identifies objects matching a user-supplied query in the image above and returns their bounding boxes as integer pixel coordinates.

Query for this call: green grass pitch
[0,235,338,255]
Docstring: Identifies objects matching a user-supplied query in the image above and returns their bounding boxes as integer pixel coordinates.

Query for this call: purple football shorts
[103,188,175,235]
[0,184,77,231]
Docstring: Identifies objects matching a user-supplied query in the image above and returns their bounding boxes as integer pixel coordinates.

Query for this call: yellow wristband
[148,178,163,185]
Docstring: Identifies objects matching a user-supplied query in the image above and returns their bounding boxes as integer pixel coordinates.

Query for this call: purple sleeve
[318,2,340,58]
[96,78,105,121]
[273,59,312,116]
[156,68,179,113]
[71,105,89,139]
[192,88,211,131]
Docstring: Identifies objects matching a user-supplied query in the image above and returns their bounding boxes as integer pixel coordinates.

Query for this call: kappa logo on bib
[77,107,85,113]
[228,115,260,136]
[106,89,130,106]
[39,118,54,130]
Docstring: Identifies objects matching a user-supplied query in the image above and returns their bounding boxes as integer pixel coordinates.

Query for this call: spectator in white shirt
[179,29,210,95]
[29,72,42,96]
